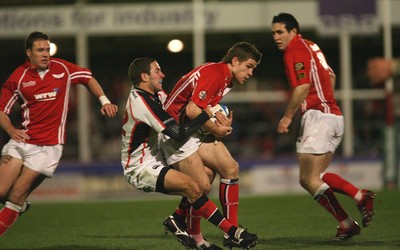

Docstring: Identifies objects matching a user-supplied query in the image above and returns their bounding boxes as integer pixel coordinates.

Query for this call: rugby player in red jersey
[0,31,118,236]
[272,13,375,241]
[161,42,262,248]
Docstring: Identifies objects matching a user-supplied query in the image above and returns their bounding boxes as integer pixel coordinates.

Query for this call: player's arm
[162,106,213,142]
[277,83,310,134]
[85,77,118,117]
[0,111,30,142]
[330,70,336,90]
[186,101,232,138]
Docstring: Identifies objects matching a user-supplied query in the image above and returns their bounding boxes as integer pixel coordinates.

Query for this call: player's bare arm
[0,111,30,142]
[85,77,118,117]
[277,83,310,134]
[186,101,232,138]
[330,71,337,90]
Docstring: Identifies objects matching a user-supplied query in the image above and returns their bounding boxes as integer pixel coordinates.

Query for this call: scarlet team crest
[198,91,207,100]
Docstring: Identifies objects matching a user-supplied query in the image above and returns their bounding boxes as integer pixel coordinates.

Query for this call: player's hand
[101,103,118,117]
[214,110,233,127]
[367,57,393,84]
[277,116,291,134]
[213,125,233,139]
[9,128,30,142]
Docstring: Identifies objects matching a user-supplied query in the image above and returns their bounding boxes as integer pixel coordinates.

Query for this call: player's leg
[298,152,360,240]
[160,135,219,247]
[198,140,241,248]
[321,172,375,227]
[0,166,46,236]
[0,156,32,216]
[0,156,23,202]
[171,153,222,248]
[0,155,23,236]
[183,167,217,248]
[198,140,239,227]
[163,169,258,249]
[173,152,211,194]
[0,143,61,236]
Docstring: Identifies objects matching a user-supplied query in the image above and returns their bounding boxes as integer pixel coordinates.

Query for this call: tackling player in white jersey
[121,57,258,249]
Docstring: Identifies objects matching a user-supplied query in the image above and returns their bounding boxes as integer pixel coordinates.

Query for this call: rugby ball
[210,103,229,119]
[200,104,229,135]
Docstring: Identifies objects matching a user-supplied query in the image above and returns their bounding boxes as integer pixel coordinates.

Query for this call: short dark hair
[221,41,262,64]
[25,31,50,51]
[272,12,300,33]
[128,57,156,86]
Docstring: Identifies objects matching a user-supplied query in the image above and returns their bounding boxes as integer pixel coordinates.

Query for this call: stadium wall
[29,158,383,201]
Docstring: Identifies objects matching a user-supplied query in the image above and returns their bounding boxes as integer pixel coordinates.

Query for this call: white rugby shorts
[296,109,344,154]
[159,130,206,165]
[123,151,170,193]
[1,139,63,177]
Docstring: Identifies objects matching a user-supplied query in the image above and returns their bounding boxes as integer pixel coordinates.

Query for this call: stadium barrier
[29,157,383,201]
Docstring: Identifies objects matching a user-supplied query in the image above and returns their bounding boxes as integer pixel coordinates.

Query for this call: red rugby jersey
[163,62,232,122]
[284,34,342,115]
[0,58,92,145]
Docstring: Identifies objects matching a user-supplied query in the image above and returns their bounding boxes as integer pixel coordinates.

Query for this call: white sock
[5,201,22,212]
[354,190,363,202]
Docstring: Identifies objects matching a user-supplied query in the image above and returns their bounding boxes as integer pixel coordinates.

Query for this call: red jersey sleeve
[0,75,19,114]
[55,58,92,85]
[284,48,311,89]
[190,66,225,109]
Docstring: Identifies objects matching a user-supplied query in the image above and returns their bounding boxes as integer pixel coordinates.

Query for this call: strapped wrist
[99,95,111,106]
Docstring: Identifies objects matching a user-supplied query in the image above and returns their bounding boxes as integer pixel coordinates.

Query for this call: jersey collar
[286,34,302,51]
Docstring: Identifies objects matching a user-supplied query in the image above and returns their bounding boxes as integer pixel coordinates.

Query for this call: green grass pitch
[1,190,399,249]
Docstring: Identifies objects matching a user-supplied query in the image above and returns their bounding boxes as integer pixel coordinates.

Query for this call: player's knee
[199,181,211,194]
[220,161,239,179]
[185,181,203,202]
[299,176,310,190]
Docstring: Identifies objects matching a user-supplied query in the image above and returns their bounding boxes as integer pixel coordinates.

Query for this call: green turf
[1,190,399,249]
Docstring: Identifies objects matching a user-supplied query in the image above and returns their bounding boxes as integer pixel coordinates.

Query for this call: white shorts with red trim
[2,139,63,177]
[296,109,343,154]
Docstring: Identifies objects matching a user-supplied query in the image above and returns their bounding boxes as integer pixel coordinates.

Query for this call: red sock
[187,206,202,236]
[314,184,348,222]
[321,172,359,198]
[173,197,188,226]
[0,206,20,236]
[219,179,239,226]
[192,194,234,234]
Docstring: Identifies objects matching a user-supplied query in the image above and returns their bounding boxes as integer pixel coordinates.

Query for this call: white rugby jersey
[121,87,175,169]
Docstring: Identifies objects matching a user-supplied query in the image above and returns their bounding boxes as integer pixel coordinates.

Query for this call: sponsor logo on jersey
[22,80,36,87]
[176,149,185,154]
[294,62,304,71]
[152,164,161,169]
[52,72,65,79]
[34,88,60,101]
[199,90,207,100]
[296,73,306,80]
